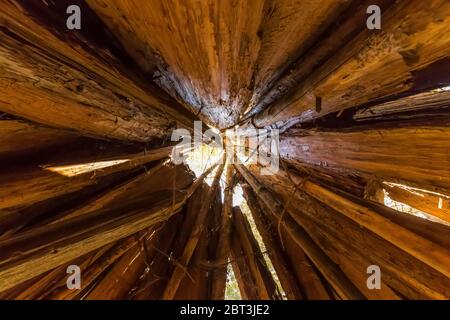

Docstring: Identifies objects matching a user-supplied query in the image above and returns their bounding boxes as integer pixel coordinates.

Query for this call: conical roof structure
[0,0,449,300]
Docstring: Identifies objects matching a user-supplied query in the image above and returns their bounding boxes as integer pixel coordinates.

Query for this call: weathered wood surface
[280,126,450,194]
[46,235,141,300]
[233,206,281,300]
[210,164,235,300]
[86,0,349,128]
[253,0,450,127]
[230,227,258,300]
[0,163,200,292]
[383,183,450,225]
[250,166,450,299]
[0,1,196,141]
[175,188,223,300]
[129,215,186,300]
[0,146,172,217]
[264,165,450,278]
[0,120,80,163]
[235,164,364,300]
[354,89,450,121]
[242,184,304,300]
[162,159,225,299]
[245,0,392,120]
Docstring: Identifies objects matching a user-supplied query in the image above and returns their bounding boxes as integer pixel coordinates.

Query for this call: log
[233,206,282,300]
[210,164,235,300]
[354,90,450,122]
[0,146,172,214]
[245,0,393,120]
[230,230,258,300]
[0,1,196,141]
[280,125,450,195]
[251,167,450,299]
[162,158,226,299]
[241,184,304,300]
[0,162,216,292]
[253,0,450,127]
[383,183,450,224]
[235,164,364,299]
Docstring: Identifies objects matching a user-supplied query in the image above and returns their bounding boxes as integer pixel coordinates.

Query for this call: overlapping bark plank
[253,0,450,127]
[210,164,235,299]
[128,223,182,300]
[247,0,353,113]
[280,126,450,194]
[354,89,450,122]
[174,200,218,300]
[0,163,207,292]
[276,228,331,300]
[162,159,225,299]
[247,0,383,120]
[250,166,450,299]
[0,146,173,218]
[86,0,264,128]
[0,120,80,163]
[46,235,143,300]
[383,183,450,224]
[241,184,304,300]
[87,0,350,128]
[0,1,196,141]
[235,164,364,299]
[230,228,258,300]
[233,206,282,300]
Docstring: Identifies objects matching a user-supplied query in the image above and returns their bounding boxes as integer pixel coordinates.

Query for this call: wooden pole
[233,206,282,300]
[235,163,364,299]
[252,167,450,299]
[242,184,304,300]
[162,157,226,299]
[210,164,235,299]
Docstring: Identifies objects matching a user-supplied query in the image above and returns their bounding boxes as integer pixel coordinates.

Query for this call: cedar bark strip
[0,120,80,162]
[235,164,364,300]
[86,226,171,300]
[210,164,235,300]
[129,215,186,300]
[233,206,282,300]
[162,158,226,299]
[276,228,331,300]
[246,0,393,120]
[48,163,167,225]
[86,0,348,128]
[174,191,222,300]
[46,235,140,300]
[253,0,450,127]
[384,183,450,224]
[269,168,450,278]
[230,229,258,300]
[353,90,450,122]
[280,126,450,194]
[0,1,196,141]
[0,146,172,215]
[251,167,450,299]
[0,162,219,292]
[241,184,304,300]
